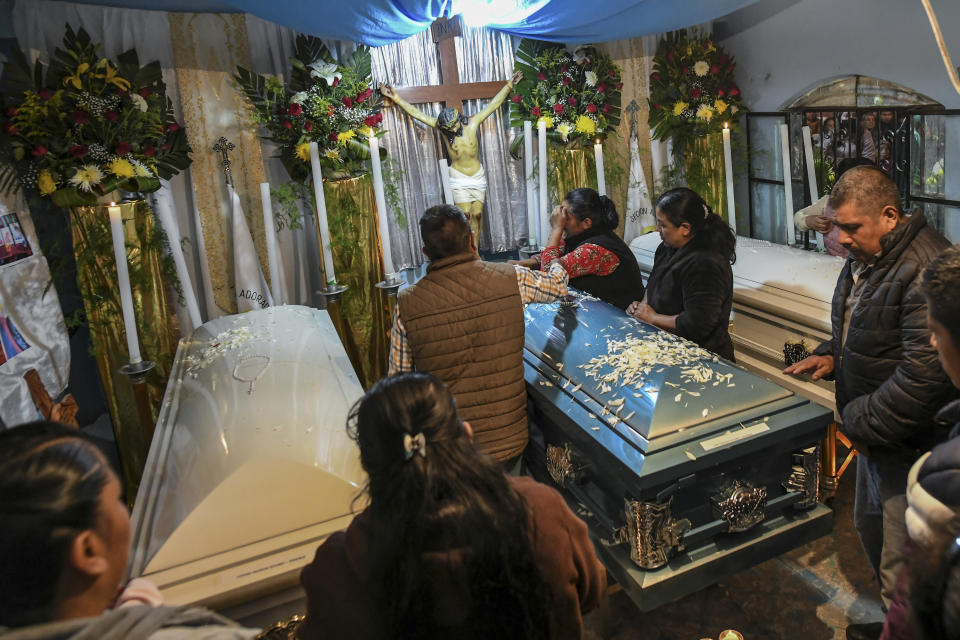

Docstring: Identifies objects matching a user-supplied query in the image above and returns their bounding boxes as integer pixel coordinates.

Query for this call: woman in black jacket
[627,187,736,361]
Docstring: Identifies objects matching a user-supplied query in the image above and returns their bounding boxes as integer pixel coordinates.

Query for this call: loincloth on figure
[448,165,487,203]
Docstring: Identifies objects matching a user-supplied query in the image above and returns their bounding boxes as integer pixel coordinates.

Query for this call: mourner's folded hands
[626,301,655,323]
[783,354,835,380]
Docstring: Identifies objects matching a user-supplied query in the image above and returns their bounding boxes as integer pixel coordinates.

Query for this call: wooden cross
[389,16,506,113]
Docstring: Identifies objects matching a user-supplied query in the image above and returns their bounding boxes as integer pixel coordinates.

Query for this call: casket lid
[128,306,365,606]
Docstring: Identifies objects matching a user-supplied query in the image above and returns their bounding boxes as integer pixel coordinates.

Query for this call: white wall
[716,0,960,111]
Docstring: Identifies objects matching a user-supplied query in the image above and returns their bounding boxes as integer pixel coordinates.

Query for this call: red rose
[168,122,181,132]
[682,66,689,75]
[586,103,597,113]
[691,88,702,99]
[331,77,339,87]
[652,72,660,82]
[616,83,623,90]
[602,104,612,114]
[654,103,662,110]
[553,103,564,114]
[608,69,616,77]
[342,96,353,108]
[667,51,676,62]
[374,112,383,124]
[717,88,726,97]
[115,141,131,155]
[364,115,378,126]
[729,86,740,97]
[710,65,719,74]
[289,103,303,116]
[304,121,313,131]
[568,96,577,106]
[31,145,48,157]
[4,107,17,117]
[68,144,87,158]
[71,110,89,124]
[161,143,171,151]
[143,146,157,157]
[531,106,541,117]
[277,106,288,116]
[561,76,571,86]
[596,83,607,93]
[719,54,730,65]
[538,72,547,82]
[104,110,119,123]
[139,87,151,98]
[38,89,52,101]
[283,120,292,130]
[355,92,366,104]
[511,93,522,103]
[329,132,338,142]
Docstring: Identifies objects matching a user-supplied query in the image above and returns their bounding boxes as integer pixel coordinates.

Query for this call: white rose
[130,93,148,112]
[585,71,598,87]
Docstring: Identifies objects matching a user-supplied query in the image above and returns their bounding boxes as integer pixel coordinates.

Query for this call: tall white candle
[368,134,395,275]
[779,123,795,246]
[308,142,337,284]
[593,139,606,197]
[523,120,536,246]
[108,203,142,364]
[438,158,454,205]
[537,118,548,248]
[259,182,283,305]
[722,123,738,234]
[801,125,825,251]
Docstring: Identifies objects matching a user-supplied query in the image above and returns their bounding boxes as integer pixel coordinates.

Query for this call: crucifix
[213,136,236,187]
[379,16,521,238]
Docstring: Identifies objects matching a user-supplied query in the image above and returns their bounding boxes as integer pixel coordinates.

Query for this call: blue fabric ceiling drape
[69,0,761,46]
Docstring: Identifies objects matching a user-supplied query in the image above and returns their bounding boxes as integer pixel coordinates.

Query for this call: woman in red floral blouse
[517,188,645,310]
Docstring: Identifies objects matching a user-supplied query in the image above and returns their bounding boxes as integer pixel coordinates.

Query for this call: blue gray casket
[522,292,833,611]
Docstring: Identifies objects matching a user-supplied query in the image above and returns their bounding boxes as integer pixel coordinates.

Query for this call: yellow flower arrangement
[672,101,689,116]
[38,170,57,196]
[107,158,136,179]
[295,142,312,162]
[324,149,342,162]
[336,129,356,145]
[695,105,715,121]
[574,115,596,135]
[539,115,554,129]
[714,99,729,114]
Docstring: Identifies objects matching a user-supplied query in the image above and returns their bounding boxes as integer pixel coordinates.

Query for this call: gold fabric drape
[319,175,389,389]
[168,13,271,313]
[549,147,598,207]
[682,132,728,222]
[70,201,180,500]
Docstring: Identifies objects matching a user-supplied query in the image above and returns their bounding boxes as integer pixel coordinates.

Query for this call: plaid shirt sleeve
[388,305,413,375]
[516,259,569,304]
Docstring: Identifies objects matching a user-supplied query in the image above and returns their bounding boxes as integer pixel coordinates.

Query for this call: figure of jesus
[380,70,523,239]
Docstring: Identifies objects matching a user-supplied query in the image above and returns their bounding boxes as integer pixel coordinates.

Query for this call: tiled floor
[584,477,884,639]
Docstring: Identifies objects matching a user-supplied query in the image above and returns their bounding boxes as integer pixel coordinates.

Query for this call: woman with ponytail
[515,187,645,310]
[299,373,605,640]
[627,187,737,361]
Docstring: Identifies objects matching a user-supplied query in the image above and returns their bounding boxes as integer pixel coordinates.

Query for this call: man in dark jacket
[784,167,955,637]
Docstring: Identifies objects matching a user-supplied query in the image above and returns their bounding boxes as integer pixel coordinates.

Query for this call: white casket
[630,233,845,412]
[127,306,365,625]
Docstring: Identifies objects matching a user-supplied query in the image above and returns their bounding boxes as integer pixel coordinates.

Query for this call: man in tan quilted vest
[389,205,569,466]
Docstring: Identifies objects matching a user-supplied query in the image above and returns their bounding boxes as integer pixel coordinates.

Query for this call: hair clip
[403,432,427,460]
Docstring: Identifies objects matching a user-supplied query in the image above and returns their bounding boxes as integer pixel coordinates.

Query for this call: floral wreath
[0,25,192,207]
[510,40,622,146]
[648,30,746,146]
[236,36,384,182]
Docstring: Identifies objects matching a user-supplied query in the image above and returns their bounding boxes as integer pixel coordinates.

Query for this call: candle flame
[723,122,729,129]
[110,201,116,206]
[595,138,601,145]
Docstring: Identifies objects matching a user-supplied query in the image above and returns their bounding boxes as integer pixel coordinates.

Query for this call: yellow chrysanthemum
[324,149,342,162]
[556,122,574,142]
[38,170,57,196]
[575,115,596,135]
[672,101,689,116]
[696,105,715,121]
[133,160,153,177]
[68,165,103,193]
[693,61,709,77]
[714,99,729,114]
[295,142,311,162]
[337,130,356,145]
[539,116,554,129]
[359,125,374,138]
[107,158,136,179]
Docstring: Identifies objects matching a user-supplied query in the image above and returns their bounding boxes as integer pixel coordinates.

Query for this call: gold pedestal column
[681,132,728,222]
[69,200,181,502]
[318,174,389,389]
[549,147,598,205]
